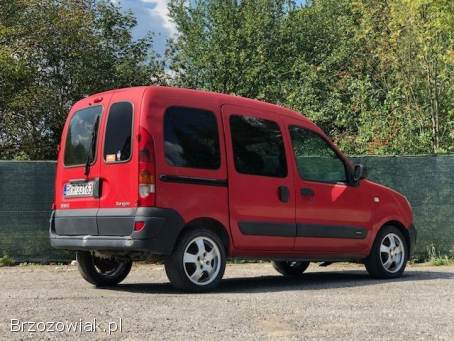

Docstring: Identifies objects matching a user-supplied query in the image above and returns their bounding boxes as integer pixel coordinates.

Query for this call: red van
[50,86,416,292]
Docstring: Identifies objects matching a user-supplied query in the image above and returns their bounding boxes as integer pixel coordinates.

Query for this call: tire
[272,261,310,277]
[365,225,408,279]
[76,251,132,287]
[164,228,226,292]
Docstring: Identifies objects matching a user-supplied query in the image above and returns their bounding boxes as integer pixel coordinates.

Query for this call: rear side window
[104,102,133,163]
[164,107,220,169]
[64,106,102,166]
[230,115,287,178]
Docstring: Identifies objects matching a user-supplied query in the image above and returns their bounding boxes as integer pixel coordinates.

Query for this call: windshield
[64,106,102,166]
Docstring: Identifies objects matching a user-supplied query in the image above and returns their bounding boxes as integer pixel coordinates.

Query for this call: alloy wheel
[380,233,405,273]
[183,236,221,286]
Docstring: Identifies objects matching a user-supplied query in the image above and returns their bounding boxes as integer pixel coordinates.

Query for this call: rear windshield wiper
[84,116,100,177]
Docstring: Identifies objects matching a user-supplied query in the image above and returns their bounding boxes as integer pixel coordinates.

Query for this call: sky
[111,0,176,55]
[112,0,306,55]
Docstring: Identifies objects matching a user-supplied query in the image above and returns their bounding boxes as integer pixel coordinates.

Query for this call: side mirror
[352,163,367,184]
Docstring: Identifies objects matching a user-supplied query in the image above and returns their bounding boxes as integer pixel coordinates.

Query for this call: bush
[0,255,15,267]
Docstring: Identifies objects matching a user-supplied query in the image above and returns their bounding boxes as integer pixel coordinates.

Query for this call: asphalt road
[1,262,453,340]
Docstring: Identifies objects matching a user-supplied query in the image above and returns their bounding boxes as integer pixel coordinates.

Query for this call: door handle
[278,186,290,203]
[300,187,315,197]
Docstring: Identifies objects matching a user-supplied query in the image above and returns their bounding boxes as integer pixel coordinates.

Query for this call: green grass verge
[425,244,454,266]
[0,255,15,267]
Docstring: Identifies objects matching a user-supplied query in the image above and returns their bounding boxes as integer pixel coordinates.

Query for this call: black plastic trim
[50,207,185,255]
[297,224,368,239]
[160,174,227,187]
[278,186,290,203]
[238,221,368,239]
[54,208,98,236]
[238,222,295,237]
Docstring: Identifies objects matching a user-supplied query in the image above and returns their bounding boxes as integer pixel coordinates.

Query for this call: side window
[230,115,287,178]
[104,102,133,162]
[289,126,347,183]
[164,107,220,169]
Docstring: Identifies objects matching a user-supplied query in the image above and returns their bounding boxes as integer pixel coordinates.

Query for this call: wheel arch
[175,217,231,255]
[377,220,411,252]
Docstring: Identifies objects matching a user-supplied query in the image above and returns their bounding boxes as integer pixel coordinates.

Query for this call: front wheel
[164,228,226,292]
[76,251,132,287]
[272,261,310,277]
[365,225,408,279]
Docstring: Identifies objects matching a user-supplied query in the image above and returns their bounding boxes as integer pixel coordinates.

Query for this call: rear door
[97,91,141,236]
[56,96,112,235]
[222,105,295,251]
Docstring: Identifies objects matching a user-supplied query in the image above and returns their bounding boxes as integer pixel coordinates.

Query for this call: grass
[426,244,454,266]
[430,256,451,266]
[0,255,15,267]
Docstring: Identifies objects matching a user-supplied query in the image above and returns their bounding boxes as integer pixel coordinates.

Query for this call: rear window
[164,107,220,169]
[104,102,133,163]
[64,106,102,166]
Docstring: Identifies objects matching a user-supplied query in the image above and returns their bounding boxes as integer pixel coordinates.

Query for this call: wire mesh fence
[0,156,453,262]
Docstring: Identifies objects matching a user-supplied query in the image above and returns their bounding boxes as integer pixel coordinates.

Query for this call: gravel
[1,262,453,340]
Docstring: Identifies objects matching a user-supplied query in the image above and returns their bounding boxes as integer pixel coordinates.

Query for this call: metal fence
[0,156,453,262]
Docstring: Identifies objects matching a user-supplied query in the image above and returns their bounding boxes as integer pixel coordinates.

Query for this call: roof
[84,85,315,127]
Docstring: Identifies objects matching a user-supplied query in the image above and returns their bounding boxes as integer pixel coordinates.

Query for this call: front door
[222,105,295,251]
[285,119,371,256]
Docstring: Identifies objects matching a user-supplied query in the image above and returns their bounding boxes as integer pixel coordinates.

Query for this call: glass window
[289,126,347,183]
[64,106,102,166]
[104,102,133,162]
[230,115,287,178]
[164,107,220,169]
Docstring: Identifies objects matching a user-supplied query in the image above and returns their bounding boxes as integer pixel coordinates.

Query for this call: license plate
[64,181,95,198]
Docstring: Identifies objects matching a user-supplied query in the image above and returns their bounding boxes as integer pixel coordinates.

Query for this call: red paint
[55,86,413,258]
[134,221,145,232]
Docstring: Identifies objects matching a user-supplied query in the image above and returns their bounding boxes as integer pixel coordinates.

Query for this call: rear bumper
[49,207,184,255]
[408,223,417,258]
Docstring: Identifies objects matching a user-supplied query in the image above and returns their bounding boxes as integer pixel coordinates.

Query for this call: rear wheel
[365,225,408,279]
[272,261,310,277]
[164,228,226,292]
[76,251,132,287]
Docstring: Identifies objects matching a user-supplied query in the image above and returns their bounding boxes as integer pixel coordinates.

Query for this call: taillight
[138,126,155,207]
[134,221,145,232]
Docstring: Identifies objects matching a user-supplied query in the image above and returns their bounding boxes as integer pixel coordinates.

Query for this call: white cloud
[112,0,176,54]
[140,0,177,35]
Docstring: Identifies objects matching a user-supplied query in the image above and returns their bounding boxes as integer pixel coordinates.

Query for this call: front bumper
[49,207,184,255]
[408,224,417,258]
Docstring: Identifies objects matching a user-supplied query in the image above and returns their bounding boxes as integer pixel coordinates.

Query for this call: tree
[2,0,452,158]
[353,0,454,154]
[0,0,166,160]
[167,0,370,152]
[168,0,454,155]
